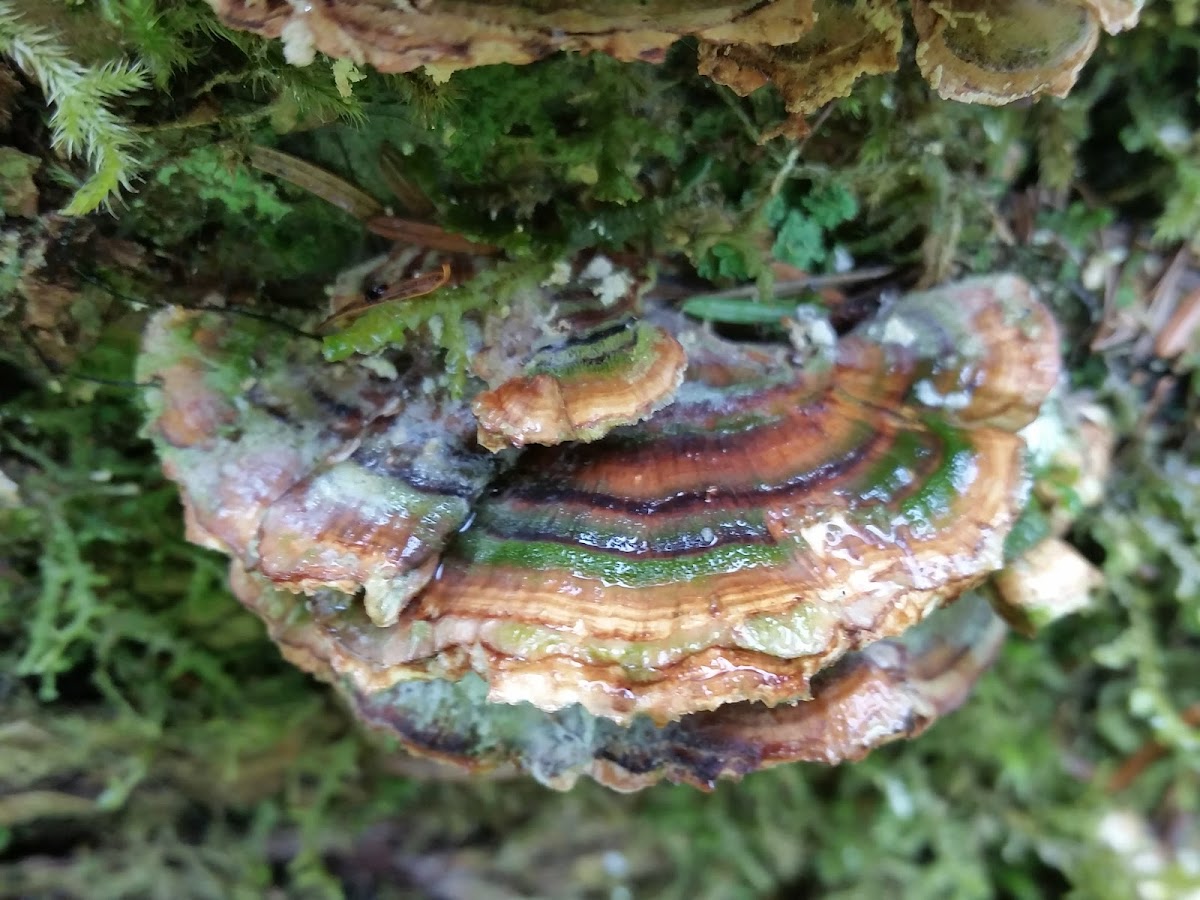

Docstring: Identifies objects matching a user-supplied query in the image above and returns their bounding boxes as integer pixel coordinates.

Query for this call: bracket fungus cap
[138,310,498,628]
[470,259,687,452]
[299,276,1055,723]
[698,0,905,131]
[141,273,1062,730]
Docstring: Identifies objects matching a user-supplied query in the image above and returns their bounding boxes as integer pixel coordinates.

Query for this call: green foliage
[1090,441,1200,758]
[2,360,252,704]
[115,142,365,285]
[0,146,39,214]
[681,295,821,327]
[801,77,1029,279]
[1154,162,1200,245]
[0,0,147,213]
[91,0,213,88]
[1084,14,1200,248]
[695,240,755,283]
[433,56,681,210]
[322,258,553,396]
[0,0,377,216]
[767,182,858,271]
[153,144,289,221]
[0,332,364,892]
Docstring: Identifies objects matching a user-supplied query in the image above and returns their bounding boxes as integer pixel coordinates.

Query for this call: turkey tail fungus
[207,0,1141,136]
[140,272,1102,789]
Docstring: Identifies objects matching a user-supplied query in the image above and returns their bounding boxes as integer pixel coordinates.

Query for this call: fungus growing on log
[206,0,814,74]
[141,272,1083,787]
[139,309,499,628]
[697,0,905,135]
[207,0,1142,133]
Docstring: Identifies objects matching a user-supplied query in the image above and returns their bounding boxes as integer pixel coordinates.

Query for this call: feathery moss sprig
[0,0,147,214]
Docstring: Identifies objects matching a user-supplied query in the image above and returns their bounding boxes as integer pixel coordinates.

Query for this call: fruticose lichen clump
[138,264,1102,790]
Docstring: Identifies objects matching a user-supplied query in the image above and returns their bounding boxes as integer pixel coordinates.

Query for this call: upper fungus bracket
[911,0,1093,105]
[207,0,1140,138]
[911,0,1138,105]
[206,0,816,75]
[698,0,905,137]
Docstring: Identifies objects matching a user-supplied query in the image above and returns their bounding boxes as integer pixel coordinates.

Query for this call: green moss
[321,258,553,396]
[0,0,148,213]
[1003,502,1052,564]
